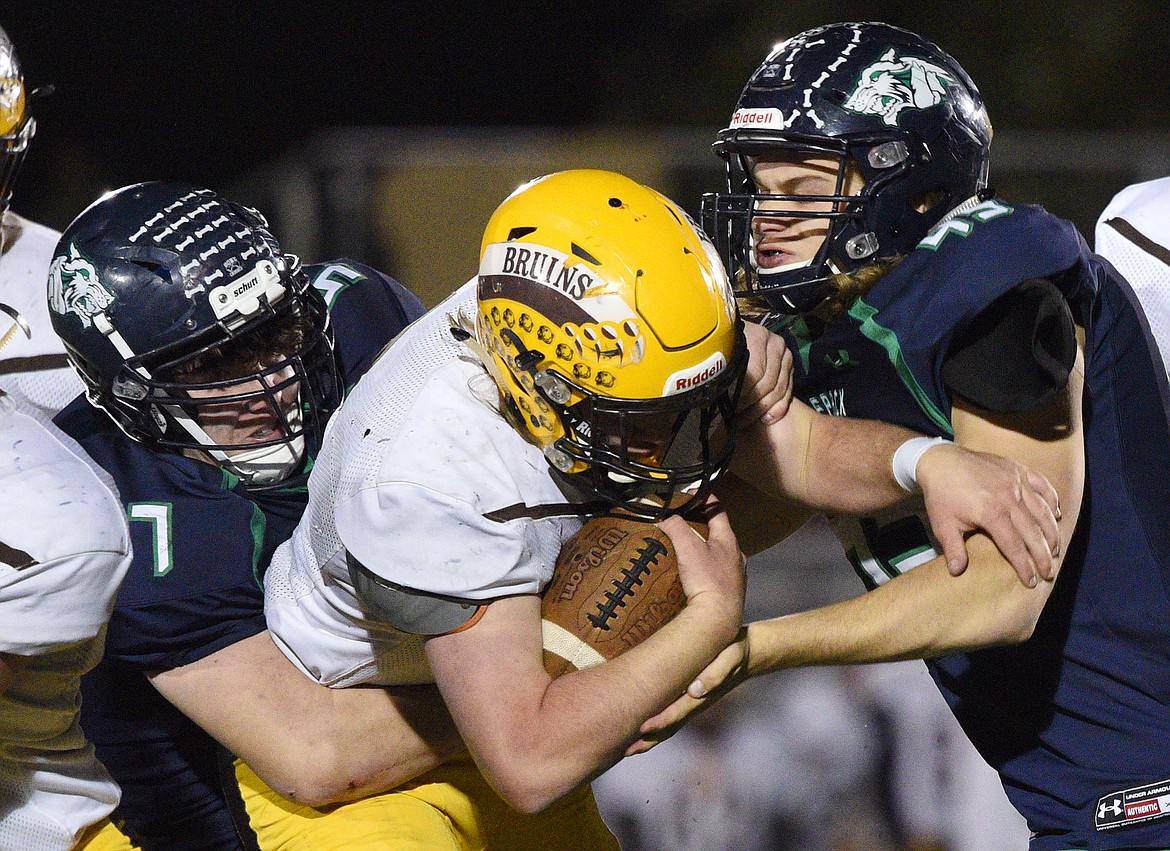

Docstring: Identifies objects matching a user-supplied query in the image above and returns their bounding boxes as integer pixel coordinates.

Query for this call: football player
[261,168,1062,847]
[0,24,134,851]
[1095,175,1170,378]
[0,23,84,415]
[0,391,132,850]
[49,182,465,851]
[642,21,1170,851]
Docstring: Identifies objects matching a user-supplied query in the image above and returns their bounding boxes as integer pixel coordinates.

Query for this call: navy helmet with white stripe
[703,22,993,313]
[48,182,340,487]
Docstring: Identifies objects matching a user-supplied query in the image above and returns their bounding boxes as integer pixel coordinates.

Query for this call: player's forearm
[713,472,812,556]
[456,597,740,813]
[152,632,463,806]
[734,400,916,515]
[231,676,465,807]
[747,538,1054,674]
[286,684,464,804]
[791,406,919,513]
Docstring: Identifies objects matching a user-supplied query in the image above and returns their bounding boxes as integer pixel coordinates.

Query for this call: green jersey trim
[848,299,954,436]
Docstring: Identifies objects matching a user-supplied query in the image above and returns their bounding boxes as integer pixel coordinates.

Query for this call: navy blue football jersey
[774,201,1170,849]
[59,261,425,851]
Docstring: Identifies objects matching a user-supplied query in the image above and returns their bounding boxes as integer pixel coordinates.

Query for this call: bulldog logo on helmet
[843,49,955,126]
[47,243,114,329]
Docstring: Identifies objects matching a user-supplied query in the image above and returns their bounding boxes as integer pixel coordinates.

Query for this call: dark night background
[6,1,1170,233]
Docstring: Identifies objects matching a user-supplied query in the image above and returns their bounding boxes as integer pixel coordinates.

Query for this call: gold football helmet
[0,25,33,216]
[476,169,746,517]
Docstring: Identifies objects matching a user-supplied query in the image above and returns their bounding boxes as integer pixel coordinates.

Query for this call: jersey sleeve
[335,480,554,603]
[307,260,427,388]
[330,355,571,606]
[0,405,132,654]
[941,278,1077,412]
[872,204,1095,423]
[98,466,280,671]
[103,582,268,672]
[0,551,131,655]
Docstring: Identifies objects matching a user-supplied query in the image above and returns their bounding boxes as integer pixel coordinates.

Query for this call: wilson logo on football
[554,527,629,602]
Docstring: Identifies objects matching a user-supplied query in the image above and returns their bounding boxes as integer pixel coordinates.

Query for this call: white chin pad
[752,255,815,275]
[229,434,305,485]
[229,405,305,485]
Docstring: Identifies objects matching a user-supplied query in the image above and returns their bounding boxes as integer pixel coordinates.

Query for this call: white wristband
[892,436,953,494]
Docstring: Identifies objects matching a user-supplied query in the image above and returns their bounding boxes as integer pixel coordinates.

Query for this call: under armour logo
[1098,797,1124,819]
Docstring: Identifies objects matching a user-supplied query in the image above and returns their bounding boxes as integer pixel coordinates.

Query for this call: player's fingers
[657,513,709,562]
[686,640,744,699]
[984,510,1038,588]
[1025,467,1061,521]
[626,738,656,756]
[738,384,786,428]
[1020,483,1060,566]
[935,524,970,576]
[639,694,701,736]
[699,500,732,540]
[1013,501,1055,581]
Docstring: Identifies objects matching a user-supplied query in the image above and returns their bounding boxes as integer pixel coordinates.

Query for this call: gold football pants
[236,757,619,850]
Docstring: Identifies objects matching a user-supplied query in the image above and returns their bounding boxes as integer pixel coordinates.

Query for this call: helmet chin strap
[754,256,815,276]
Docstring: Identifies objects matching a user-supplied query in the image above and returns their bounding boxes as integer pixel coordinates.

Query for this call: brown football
[541,514,704,677]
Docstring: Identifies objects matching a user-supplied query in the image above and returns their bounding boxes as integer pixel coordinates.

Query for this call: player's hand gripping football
[661,502,746,641]
[627,625,752,756]
[737,320,794,428]
[917,442,1062,587]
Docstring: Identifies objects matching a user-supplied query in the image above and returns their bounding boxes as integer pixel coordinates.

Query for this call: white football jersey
[265,281,585,687]
[0,213,84,417]
[0,395,132,850]
[1095,177,1170,379]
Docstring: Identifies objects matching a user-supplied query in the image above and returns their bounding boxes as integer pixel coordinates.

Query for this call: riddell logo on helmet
[664,352,725,396]
[729,108,787,129]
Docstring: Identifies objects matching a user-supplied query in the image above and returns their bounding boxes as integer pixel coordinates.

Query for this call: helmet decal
[480,242,639,325]
[47,243,113,330]
[843,49,956,127]
[663,351,726,397]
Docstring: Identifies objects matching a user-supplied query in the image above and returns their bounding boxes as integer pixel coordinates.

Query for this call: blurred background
[8,2,1170,848]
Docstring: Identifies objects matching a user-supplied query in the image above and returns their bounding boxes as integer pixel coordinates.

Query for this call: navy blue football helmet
[703,22,993,313]
[48,182,340,488]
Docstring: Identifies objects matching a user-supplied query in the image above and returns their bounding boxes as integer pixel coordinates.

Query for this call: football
[541,514,704,677]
